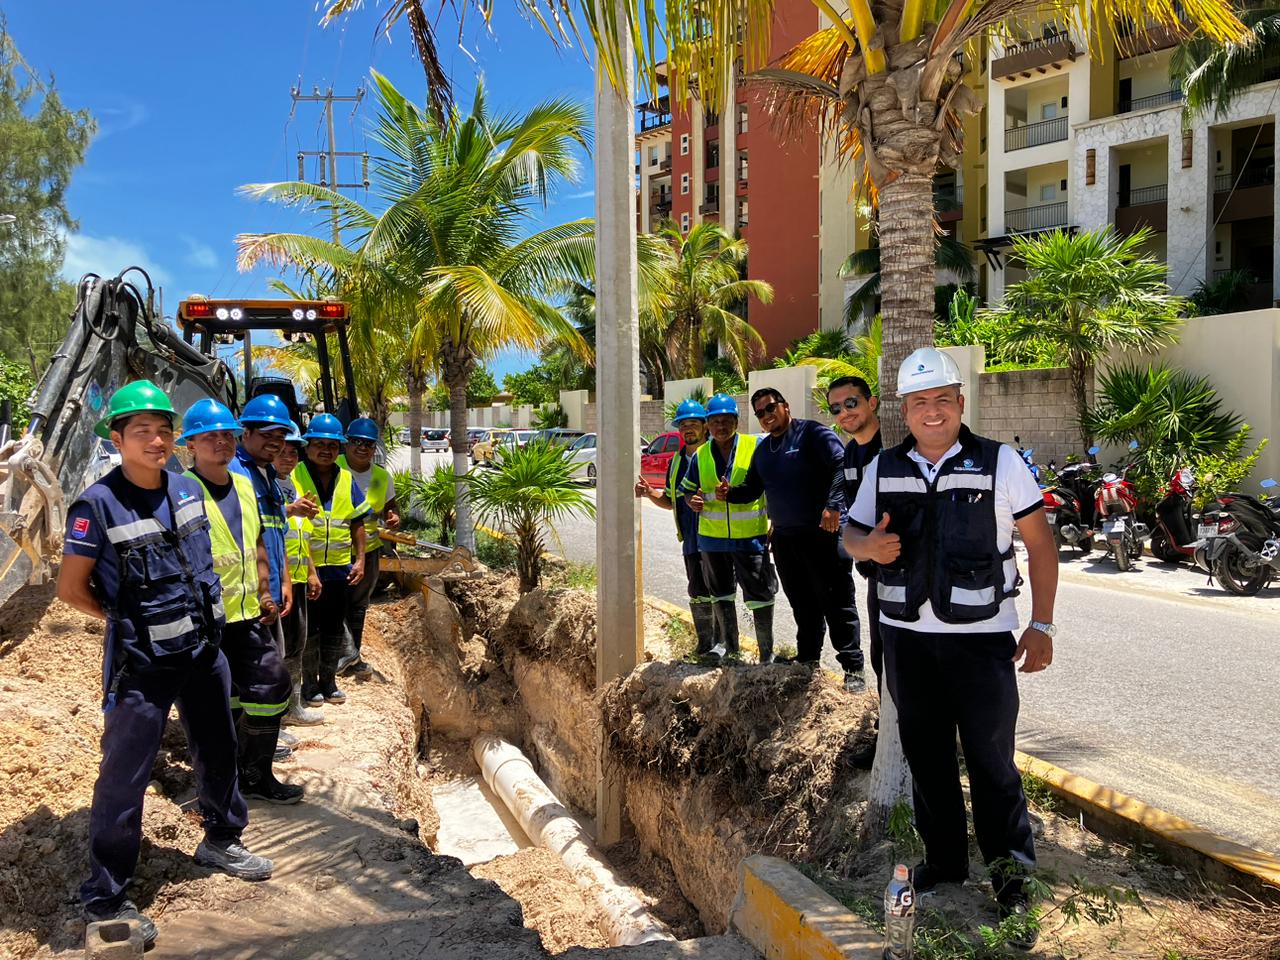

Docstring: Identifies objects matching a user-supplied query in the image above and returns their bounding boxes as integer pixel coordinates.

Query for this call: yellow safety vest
[184,470,262,624]
[691,434,769,540]
[667,447,697,543]
[283,513,313,584]
[292,463,365,567]
[337,456,391,552]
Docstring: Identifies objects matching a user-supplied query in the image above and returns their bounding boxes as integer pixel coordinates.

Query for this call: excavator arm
[0,268,234,606]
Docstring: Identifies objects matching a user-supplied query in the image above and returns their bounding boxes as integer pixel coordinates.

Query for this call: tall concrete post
[593,0,643,848]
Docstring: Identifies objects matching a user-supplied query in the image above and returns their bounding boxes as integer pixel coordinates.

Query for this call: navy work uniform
[842,427,883,683]
[664,442,717,655]
[846,425,1044,887]
[65,468,247,916]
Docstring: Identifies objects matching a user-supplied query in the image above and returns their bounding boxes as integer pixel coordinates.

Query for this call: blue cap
[673,399,708,424]
[345,417,379,442]
[706,393,739,418]
[240,393,293,430]
[178,398,242,445]
[303,413,346,442]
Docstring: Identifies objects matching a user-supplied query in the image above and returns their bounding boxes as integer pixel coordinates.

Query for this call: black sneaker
[996,893,1040,950]
[348,659,374,678]
[910,862,969,893]
[321,683,347,704]
[85,899,157,948]
[843,669,867,693]
[242,776,305,805]
[273,744,293,763]
[302,685,324,706]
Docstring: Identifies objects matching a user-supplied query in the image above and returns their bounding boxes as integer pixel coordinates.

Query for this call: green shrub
[0,356,35,431]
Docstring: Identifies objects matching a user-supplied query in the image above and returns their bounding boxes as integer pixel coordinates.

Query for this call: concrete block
[747,367,817,420]
[729,854,881,959]
[664,377,714,403]
[85,919,145,958]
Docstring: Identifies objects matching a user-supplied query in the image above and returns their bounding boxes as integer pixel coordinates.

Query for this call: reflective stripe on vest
[667,450,688,542]
[692,434,768,540]
[337,456,390,552]
[293,463,361,567]
[185,470,263,624]
[283,515,313,584]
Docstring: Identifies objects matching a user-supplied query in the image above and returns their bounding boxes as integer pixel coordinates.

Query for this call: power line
[289,84,369,243]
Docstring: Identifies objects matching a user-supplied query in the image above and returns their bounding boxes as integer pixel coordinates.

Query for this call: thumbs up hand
[716,478,730,500]
[866,512,901,564]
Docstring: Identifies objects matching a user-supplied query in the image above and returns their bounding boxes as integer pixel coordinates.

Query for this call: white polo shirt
[845,440,1044,634]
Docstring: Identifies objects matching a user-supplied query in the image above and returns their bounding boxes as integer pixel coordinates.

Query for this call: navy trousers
[771,527,863,671]
[221,620,292,719]
[881,624,1036,879]
[81,645,247,914]
[342,547,381,658]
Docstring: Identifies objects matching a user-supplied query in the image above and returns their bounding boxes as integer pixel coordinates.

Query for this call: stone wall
[582,400,666,436]
[978,367,1086,467]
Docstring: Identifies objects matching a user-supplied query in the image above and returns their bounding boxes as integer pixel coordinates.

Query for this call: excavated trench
[375,571,880,952]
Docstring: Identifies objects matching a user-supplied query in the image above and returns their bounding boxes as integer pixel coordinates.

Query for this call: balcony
[1214,165,1275,223]
[699,200,720,216]
[1215,167,1275,192]
[658,157,672,172]
[1004,115,1068,151]
[991,32,1077,80]
[1116,19,1182,57]
[1116,183,1167,233]
[1118,89,1183,113]
[934,181,964,222]
[1006,201,1068,232]
[637,95,672,133]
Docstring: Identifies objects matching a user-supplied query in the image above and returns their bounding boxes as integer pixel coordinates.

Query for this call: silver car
[421,428,450,452]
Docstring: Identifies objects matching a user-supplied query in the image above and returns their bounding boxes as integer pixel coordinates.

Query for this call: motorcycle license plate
[1197,524,1219,539]
[1104,520,1126,535]
[1045,511,1057,525]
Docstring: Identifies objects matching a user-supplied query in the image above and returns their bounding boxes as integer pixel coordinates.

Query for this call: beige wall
[1116,142,1168,189]
[1118,50,1175,102]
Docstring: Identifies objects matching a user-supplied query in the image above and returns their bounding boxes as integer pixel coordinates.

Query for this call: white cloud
[565,190,595,201]
[96,100,150,139]
[180,235,218,270]
[61,234,172,288]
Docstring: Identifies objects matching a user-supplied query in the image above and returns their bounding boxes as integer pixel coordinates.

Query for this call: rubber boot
[690,602,716,656]
[239,718,305,805]
[283,661,324,727]
[711,600,739,660]
[752,606,775,664]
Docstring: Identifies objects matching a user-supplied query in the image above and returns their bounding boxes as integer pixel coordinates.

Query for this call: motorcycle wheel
[1114,536,1131,572]
[1214,533,1271,596]
[1148,528,1182,564]
[1076,536,1094,556]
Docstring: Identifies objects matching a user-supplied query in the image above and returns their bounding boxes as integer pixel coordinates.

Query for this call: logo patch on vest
[955,458,982,472]
[71,517,90,539]
[178,491,196,503]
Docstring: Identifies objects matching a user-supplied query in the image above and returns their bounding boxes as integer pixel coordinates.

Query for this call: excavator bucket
[0,521,36,608]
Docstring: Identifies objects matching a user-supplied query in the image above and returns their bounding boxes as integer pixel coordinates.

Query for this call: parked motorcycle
[1149,467,1225,565]
[1205,477,1280,595]
[1042,449,1100,554]
[1093,441,1149,572]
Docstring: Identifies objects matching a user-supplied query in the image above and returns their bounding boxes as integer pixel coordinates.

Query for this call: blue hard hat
[705,393,739,418]
[284,420,304,445]
[303,413,346,442]
[673,399,708,424]
[345,417,380,442]
[178,398,242,445]
[240,393,293,430]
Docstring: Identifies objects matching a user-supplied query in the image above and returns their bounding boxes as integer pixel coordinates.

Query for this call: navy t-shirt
[842,428,883,507]
[678,439,767,554]
[730,419,846,532]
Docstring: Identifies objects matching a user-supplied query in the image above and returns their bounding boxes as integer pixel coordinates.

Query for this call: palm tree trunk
[441,338,476,551]
[1070,355,1093,451]
[876,173,938,445]
[859,687,913,844]
[407,365,427,477]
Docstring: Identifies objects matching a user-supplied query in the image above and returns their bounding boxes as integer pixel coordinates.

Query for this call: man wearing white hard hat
[843,346,1059,949]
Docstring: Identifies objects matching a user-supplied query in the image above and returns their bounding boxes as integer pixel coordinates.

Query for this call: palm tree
[653,220,772,378]
[237,73,592,550]
[840,235,975,325]
[1172,5,1280,119]
[984,227,1185,448]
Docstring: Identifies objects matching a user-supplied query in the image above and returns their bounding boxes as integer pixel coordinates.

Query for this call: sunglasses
[828,397,864,415]
[348,438,377,448]
[753,400,781,419]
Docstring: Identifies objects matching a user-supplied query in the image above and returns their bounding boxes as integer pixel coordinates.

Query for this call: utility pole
[290,84,368,242]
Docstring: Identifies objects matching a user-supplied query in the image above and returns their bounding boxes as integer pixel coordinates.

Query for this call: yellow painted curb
[730,855,881,959]
[643,594,760,651]
[1016,751,1280,889]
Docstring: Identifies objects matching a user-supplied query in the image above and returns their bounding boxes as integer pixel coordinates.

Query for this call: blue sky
[6,1,601,380]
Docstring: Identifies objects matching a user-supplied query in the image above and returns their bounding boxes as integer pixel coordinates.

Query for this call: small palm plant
[410,465,459,545]
[466,440,595,591]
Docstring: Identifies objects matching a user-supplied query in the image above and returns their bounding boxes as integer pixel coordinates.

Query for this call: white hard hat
[896,347,965,397]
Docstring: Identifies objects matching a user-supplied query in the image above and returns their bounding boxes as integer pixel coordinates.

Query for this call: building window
[648,145,659,165]
[738,149,749,181]
[738,199,748,228]
[1040,102,1058,121]
[681,172,690,195]
[705,183,720,206]
[707,140,720,167]
[681,212,690,230]
[680,133,689,155]
[1039,184,1056,202]
[738,104,749,134]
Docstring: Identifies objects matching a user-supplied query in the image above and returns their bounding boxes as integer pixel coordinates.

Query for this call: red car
[640,431,684,490]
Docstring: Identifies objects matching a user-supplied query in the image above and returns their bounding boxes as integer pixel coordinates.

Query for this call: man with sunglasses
[336,417,400,678]
[721,388,865,689]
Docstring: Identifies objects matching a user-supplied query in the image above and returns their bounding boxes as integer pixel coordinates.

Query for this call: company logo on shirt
[72,517,90,539]
[954,458,982,472]
[178,491,197,503]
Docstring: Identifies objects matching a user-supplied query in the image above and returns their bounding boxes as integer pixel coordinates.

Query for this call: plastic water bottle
[883,863,916,959]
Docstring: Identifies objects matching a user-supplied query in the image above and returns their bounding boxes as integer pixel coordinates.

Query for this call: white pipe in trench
[472,734,674,947]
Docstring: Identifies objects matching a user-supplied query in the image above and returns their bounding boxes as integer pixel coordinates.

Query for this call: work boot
[284,662,324,726]
[239,720,305,805]
[712,600,739,659]
[319,673,347,704]
[278,730,298,748]
[752,606,775,664]
[690,602,716,656]
[85,899,158,948]
[194,838,275,880]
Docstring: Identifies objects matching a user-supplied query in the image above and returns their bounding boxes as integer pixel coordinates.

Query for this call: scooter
[1149,467,1224,565]
[1093,441,1149,572]
[1040,447,1100,554]
[1204,478,1280,595]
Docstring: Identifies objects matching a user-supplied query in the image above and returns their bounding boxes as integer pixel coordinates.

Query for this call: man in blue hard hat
[293,414,370,706]
[58,381,273,949]
[336,417,400,678]
[680,392,778,662]
[635,399,719,655]
[180,399,303,806]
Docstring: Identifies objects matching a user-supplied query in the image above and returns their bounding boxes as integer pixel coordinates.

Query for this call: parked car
[466,428,488,453]
[421,428,450,452]
[640,431,683,489]
[567,433,598,485]
[397,428,411,445]
[475,429,537,466]
[530,428,585,447]
[471,428,514,465]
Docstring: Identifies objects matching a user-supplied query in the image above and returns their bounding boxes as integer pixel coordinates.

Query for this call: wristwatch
[1029,620,1057,638]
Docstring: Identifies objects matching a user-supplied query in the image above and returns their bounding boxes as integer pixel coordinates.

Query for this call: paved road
[394,451,1280,854]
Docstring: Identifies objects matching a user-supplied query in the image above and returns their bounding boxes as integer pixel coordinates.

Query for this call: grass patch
[662,614,697,661]
[1020,770,1059,813]
[547,560,598,591]
[475,530,517,570]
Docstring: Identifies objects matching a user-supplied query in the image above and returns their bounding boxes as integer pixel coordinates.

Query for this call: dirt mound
[497,588,598,690]
[601,662,877,866]
[472,846,611,953]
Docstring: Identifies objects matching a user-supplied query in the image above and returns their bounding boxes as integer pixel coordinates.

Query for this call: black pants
[283,589,308,662]
[221,619,292,719]
[304,578,349,685]
[682,552,713,602]
[867,576,883,688]
[771,528,862,671]
[701,549,777,608]
[881,624,1036,878]
[81,645,247,913]
[343,547,381,657]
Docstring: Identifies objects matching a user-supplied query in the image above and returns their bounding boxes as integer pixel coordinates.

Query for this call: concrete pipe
[472,734,674,947]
